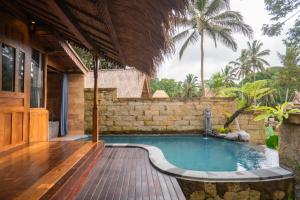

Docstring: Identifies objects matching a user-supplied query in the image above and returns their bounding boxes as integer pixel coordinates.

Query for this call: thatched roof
[4,0,188,75]
[152,90,170,99]
[85,69,150,98]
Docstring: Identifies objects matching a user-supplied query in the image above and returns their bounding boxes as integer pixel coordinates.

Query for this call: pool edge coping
[106,143,294,182]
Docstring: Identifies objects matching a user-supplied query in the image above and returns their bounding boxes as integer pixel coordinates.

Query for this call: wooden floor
[0,141,97,200]
[0,143,185,200]
[44,147,186,200]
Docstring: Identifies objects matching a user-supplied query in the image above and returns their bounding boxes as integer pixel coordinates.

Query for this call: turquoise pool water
[100,135,278,172]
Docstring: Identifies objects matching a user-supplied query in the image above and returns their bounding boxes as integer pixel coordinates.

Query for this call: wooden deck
[0,141,98,200]
[0,142,185,200]
[43,147,186,200]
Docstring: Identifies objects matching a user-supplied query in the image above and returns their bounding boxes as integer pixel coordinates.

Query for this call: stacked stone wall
[85,89,265,144]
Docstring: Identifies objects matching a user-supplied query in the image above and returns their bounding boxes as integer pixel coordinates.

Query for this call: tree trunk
[200,30,205,97]
[224,105,249,128]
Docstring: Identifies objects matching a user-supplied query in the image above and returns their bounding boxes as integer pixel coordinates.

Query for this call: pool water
[100,135,278,172]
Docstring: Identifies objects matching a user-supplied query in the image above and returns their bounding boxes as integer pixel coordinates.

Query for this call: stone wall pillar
[280,113,300,197]
[68,74,85,135]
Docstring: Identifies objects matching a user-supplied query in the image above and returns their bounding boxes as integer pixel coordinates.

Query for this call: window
[18,51,25,92]
[30,49,44,108]
[1,44,15,91]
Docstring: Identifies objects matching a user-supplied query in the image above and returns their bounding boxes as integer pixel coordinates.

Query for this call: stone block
[137,115,153,121]
[159,110,174,115]
[135,105,150,110]
[129,110,143,116]
[174,120,189,126]
[114,110,129,116]
[114,120,132,126]
[190,191,205,200]
[223,192,238,200]
[149,105,166,111]
[151,126,167,131]
[204,182,217,197]
[144,110,159,116]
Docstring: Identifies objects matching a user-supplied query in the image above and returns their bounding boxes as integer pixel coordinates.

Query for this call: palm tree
[246,40,270,80]
[230,49,252,80]
[173,0,253,96]
[221,65,236,86]
[278,46,300,68]
[182,74,199,98]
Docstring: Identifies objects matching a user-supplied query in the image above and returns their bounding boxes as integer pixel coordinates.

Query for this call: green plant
[254,102,300,127]
[216,127,231,134]
[265,125,279,149]
[172,0,253,96]
[221,80,274,127]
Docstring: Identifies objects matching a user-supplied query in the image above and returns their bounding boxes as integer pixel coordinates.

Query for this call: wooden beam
[49,0,95,51]
[92,55,99,142]
[59,41,89,75]
[97,0,126,65]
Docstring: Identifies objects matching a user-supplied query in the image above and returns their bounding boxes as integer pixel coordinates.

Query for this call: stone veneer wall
[178,179,294,200]
[280,113,300,198]
[68,74,85,135]
[85,89,265,144]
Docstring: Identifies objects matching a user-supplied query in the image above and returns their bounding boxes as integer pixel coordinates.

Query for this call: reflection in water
[101,135,278,172]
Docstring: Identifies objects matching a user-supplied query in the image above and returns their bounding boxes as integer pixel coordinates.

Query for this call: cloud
[157,0,293,82]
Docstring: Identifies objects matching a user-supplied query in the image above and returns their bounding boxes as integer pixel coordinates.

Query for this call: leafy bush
[216,127,231,134]
[265,125,279,149]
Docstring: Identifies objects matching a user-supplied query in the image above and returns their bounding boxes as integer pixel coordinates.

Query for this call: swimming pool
[100,135,278,172]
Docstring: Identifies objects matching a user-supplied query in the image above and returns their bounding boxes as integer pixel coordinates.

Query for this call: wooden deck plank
[72,147,185,200]
[0,141,95,200]
[118,148,134,200]
[74,148,114,200]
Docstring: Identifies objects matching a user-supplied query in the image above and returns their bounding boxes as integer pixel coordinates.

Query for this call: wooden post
[92,55,99,142]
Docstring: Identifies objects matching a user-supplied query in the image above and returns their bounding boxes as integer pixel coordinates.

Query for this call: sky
[157,0,295,82]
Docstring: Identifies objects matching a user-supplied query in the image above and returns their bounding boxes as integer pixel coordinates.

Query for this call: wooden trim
[0,142,26,154]
[0,107,24,113]
[15,49,19,93]
[92,55,99,142]
[59,41,89,74]
[0,92,25,98]
[0,42,2,90]
[43,54,48,108]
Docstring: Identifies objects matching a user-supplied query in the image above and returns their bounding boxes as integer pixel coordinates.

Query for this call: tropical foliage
[262,0,300,47]
[278,46,300,68]
[150,74,201,98]
[254,102,300,127]
[229,40,270,81]
[73,45,119,69]
[246,40,270,80]
[221,80,274,127]
[205,65,236,95]
[173,0,253,96]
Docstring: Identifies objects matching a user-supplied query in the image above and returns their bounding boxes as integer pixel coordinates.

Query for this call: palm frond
[211,11,243,22]
[205,0,229,17]
[179,30,199,59]
[172,29,192,43]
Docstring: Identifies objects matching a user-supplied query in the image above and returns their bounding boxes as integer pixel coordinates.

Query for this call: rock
[237,190,250,199]
[223,192,238,200]
[249,190,261,200]
[215,195,224,200]
[204,182,217,197]
[225,130,250,142]
[190,190,205,200]
[272,190,285,200]
[227,183,241,192]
